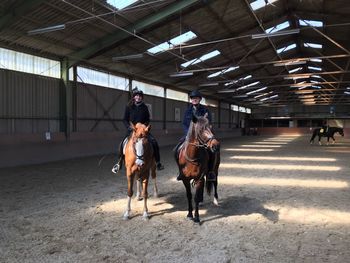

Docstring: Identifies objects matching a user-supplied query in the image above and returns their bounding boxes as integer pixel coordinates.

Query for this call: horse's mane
[185,116,209,146]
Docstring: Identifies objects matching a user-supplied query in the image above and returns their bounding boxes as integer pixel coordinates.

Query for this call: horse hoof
[186,216,194,221]
[136,196,143,201]
[194,218,200,224]
[142,212,149,220]
[123,215,130,220]
[213,198,219,206]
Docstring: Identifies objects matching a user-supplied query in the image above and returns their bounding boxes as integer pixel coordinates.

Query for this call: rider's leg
[148,134,164,170]
[113,133,129,173]
[174,136,186,181]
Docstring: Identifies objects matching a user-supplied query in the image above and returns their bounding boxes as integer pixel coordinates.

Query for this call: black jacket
[182,104,211,134]
[123,102,150,130]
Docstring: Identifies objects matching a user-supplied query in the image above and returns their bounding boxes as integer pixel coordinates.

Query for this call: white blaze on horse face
[135,138,144,166]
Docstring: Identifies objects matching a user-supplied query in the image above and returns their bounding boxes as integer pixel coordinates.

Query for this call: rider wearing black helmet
[174,89,215,181]
[112,87,164,173]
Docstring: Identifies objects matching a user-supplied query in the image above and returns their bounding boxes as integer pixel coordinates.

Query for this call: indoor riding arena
[1,1,350,263]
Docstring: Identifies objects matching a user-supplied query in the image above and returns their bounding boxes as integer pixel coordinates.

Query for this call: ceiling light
[274,60,306,67]
[169,72,193,77]
[112,54,143,61]
[28,24,65,35]
[199,82,219,87]
[252,29,300,39]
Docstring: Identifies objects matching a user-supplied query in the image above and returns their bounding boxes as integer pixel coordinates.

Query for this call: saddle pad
[320,128,324,133]
[122,137,129,155]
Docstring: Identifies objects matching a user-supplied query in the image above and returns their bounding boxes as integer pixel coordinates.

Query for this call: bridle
[132,134,146,163]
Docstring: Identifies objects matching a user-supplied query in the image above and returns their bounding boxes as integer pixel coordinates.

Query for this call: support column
[60,58,72,139]
[163,88,167,130]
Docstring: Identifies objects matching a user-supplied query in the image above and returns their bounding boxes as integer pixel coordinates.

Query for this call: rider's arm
[123,106,131,130]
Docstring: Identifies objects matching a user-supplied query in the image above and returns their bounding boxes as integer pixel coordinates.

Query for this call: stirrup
[176,173,184,181]
[111,163,121,174]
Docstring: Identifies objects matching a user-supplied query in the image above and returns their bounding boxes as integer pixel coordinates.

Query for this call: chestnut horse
[123,123,158,220]
[175,114,220,223]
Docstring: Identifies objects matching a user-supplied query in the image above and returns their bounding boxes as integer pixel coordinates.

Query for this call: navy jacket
[123,102,150,131]
[182,104,211,134]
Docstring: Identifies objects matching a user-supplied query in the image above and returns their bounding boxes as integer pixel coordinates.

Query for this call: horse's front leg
[123,171,134,220]
[194,180,204,224]
[332,136,336,144]
[183,180,193,220]
[141,175,150,220]
[213,179,219,206]
[136,179,142,201]
[318,136,322,145]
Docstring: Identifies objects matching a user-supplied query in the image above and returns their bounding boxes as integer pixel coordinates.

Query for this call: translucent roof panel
[207,66,239,78]
[277,43,296,53]
[250,0,278,11]
[181,50,220,68]
[148,31,197,54]
[310,58,322,63]
[304,43,322,49]
[288,67,302,74]
[308,66,322,71]
[107,0,138,10]
[246,87,267,95]
[299,19,323,27]
[265,21,290,34]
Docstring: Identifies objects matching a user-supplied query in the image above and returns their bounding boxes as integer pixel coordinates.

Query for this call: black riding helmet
[189,90,202,99]
[132,87,144,97]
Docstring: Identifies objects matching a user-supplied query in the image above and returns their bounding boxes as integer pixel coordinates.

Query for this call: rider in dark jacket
[175,90,215,181]
[182,90,212,134]
[112,88,164,173]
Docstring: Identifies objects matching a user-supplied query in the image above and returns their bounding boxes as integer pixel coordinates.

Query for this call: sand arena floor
[1,135,350,263]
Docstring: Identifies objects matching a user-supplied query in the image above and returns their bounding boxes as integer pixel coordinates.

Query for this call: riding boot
[149,134,164,171]
[174,139,185,181]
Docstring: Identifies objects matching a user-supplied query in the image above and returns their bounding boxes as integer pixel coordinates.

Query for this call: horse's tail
[310,129,317,142]
[206,179,213,195]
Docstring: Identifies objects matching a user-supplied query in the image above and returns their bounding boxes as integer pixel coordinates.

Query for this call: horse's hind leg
[151,165,158,198]
[183,180,193,220]
[213,180,219,206]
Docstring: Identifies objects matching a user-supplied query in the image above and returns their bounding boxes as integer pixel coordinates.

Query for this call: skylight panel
[312,85,321,89]
[170,31,197,46]
[344,91,350,95]
[250,0,278,11]
[265,21,290,34]
[224,75,252,86]
[260,94,278,101]
[107,0,138,10]
[288,67,302,74]
[237,81,260,90]
[310,58,322,63]
[308,66,322,71]
[147,31,197,54]
[181,50,221,68]
[299,19,323,27]
[304,43,322,49]
[277,43,296,53]
[207,66,239,78]
[246,87,267,95]
[311,75,322,79]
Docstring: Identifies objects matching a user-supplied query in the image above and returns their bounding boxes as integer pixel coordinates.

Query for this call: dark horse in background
[175,114,220,224]
[310,127,344,145]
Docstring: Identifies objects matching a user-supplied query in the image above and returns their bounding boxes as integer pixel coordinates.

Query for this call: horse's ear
[130,122,136,131]
[192,113,198,123]
[145,124,151,132]
[204,112,208,119]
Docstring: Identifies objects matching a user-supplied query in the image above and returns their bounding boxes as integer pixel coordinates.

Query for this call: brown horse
[175,114,220,223]
[123,122,158,220]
